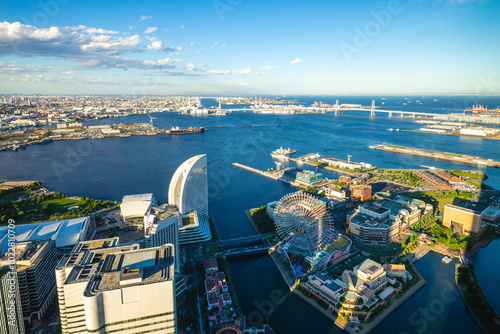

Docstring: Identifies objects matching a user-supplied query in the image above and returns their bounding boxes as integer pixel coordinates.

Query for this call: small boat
[388,128,394,131]
[442,256,452,264]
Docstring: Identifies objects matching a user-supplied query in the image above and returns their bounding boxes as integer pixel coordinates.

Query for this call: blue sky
[0,0,499,95]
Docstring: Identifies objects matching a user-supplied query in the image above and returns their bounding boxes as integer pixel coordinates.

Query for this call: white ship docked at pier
[271,147,297,160]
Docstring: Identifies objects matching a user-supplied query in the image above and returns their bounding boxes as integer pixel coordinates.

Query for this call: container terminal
[370,144,500,168]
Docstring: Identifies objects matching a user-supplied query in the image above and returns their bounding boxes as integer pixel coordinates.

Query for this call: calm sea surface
[1,95,499,333]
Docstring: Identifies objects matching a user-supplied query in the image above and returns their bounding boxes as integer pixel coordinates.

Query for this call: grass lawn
[29,198,84,214]
[250,206,275,234]
[203,245,219,254]
[436,197,468,212]
[0,190,30,202]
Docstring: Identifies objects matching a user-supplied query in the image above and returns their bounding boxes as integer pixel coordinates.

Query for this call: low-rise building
[350,185,372,201]
[302,259,398,311]
[384,264,407,279]
[204,257,219,274]
[120,193,155,223]
[443,204,486,235]
[417,171,452,190]
[348,204,402,246]
[482,199,500,223]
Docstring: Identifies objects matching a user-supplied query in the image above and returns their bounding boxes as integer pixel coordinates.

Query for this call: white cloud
[147,40,180,53]
[208,67,260,75]
[181,25,186,29]
[261,65,276,70]
[86,28,119,34]
[139,15,152,22]
[291,58,301,65]
[81,34,142,54]
[182,63,196,71]
[62,70,74,74]
[65,26,119,34]
[128,26,134,30]
[143,57,180,66]
[0,22,186,71]
[144,27,157,34]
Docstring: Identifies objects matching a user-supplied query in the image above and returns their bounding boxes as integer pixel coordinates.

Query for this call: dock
[232,163,321,189]
[370,144,500,168]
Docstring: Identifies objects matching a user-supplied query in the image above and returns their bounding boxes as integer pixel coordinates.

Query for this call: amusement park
[264,191,419,333]
[272,192,352,277]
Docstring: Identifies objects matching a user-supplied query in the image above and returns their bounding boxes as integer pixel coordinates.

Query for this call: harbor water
[0,96,499,333]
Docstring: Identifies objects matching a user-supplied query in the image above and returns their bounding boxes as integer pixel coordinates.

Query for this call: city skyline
[1,0,499,95]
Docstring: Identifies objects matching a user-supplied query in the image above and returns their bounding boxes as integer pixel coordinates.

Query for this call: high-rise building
[0,269,25,334]
[169,154,208,216]
[55,238,139,334]
[168,154,212,244]
[83,245,176,334]
[144,207,180,273]
[0,240,58,322]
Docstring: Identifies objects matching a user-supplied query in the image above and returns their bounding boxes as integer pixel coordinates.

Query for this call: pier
[371,144,500,168]
[232,162,318,189]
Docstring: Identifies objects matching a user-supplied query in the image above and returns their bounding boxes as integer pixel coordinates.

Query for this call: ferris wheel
[274,192,336,255]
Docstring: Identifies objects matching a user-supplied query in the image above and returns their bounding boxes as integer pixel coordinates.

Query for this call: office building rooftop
[84,245,174,297]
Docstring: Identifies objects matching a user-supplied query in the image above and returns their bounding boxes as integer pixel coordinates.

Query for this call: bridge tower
[388,111,392,118]
[335,99,339,116]
[371,100,375,117]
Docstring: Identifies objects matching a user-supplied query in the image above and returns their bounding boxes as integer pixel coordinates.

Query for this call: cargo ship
[169,126,205,135]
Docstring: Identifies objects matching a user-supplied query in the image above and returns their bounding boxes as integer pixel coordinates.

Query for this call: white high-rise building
[83,245,176,334]
[168,154,208,216]
[55,238,140,334]
[168,154,212,244]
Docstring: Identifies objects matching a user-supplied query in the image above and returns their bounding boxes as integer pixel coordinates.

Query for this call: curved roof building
[168,154,208,216]
[168,154,212,244]
[120,193,155,223]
